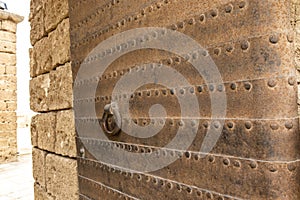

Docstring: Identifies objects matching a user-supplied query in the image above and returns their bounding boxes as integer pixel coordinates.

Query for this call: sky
[3,0,31,115]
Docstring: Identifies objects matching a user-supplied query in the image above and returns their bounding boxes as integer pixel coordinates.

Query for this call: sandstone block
[0,53,16,66]
[0,111,16,123]
[31,114,38,147]
[55,109,76,157]
[0,90,16,101]
[5,65,16,75]
[0,30,16,42]
[34,183,54,200]
[48,63,73,110]
[30,0,44,20]
[44,0,68,33]
[0,40,16,54]
[31,37,52,76]
[45,153,78,200]
[35,112,56,152]
[32,148,47,188]
[6,101,17,111]
[0,20,17,33]
[49,18,70,67]
[0,122,17,131]
[30,9,45,45]
[30,73,50,112]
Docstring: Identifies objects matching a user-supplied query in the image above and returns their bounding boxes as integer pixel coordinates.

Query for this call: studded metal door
[69,0,299,199]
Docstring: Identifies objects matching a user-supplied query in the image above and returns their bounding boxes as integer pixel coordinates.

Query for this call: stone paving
[0,154,34,200]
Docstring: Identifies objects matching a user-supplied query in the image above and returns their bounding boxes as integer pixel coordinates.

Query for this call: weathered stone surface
[35,112,56,152]
[45,153,78,199]
[30,9,45,45]
[31,37,52,77]
[5,65,16,75]
[49,19,70,67]
[48,63,73,111]
[0,40,16,54]
[0,53,16,66]
[0,20,17,33]
[30,73,50,112]
[0,90,16,101]
[30,0,44,20]
[32,148,47,188]
[31,114,38,147]
[0,30,16,42]
[44,0,68,32]
[34,183,54,200]
[0,111,16,123]
[55,109,77,157]
[0,131,17,162]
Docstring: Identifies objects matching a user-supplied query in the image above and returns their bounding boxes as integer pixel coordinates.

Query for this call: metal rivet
[210,10,218,17]
[225,4,233,13]
[230,83,237,90]
[227,121,234,129]
[196,190,202,197]
[206,192,213,199]
[197,86,203,93]
[270,123,279,130]
[269,165,277,173]
[288,77,296,86]
[190,87,195,94]
[267,79,277,87]
[285,121,293,130]
[269,34,279,44]
[199,14,205,22]
[233,160,241,167]
[209,85,214,91]
[244,82,252,90]
[239,1,246,8]
[188,18,195,25]
[241,40,249,50]
[245,121,252,130]
[208,155,215,162]
[167,182,173,189]
[287,163,296,172]
[217,85,223,92]
[249,161,257,169]
[213,121,220,129]
[214,48,221,56]
[226,46,234,53]
[185,151,191,159]
[203,121,209,128]
[223,158,230,166]
[178,22,185,29]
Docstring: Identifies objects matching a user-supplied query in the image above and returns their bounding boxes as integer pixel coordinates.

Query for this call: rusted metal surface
[69,0,300,199]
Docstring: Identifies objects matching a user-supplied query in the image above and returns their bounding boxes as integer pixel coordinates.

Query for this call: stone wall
[29,0,78,199]
[0,10,23,163]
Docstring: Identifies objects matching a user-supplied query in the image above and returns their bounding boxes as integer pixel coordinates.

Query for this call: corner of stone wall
[29,0,79,199]
[0,10,23,163]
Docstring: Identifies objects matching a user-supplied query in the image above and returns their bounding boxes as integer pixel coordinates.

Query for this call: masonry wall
[29,0,78,199]
[0,10,23,163]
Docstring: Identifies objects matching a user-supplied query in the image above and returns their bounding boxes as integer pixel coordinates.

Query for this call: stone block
[31,37,52,76]
[0,40,16,54]
[30,9,45,45]
[0,111,16,124]
[32,148,47,188]
[29,48,36,77]
[34,183,55,200]
[44,0,69,32]
[0,20,17,33]
[5,65,16,75]
[6,101,17,111]
[0,123,17,131]
[45,153,78,200]
[0,75,17,89]
[30,73,50,112]
[35,112,56,152]
[30,0,44,20]
[0,90,16,101]
[48,63,73,110]
[49,18,70,67]
[0,53,16,66]
[31,114,38,147]
[0,30,16,42]
[55,109,76,157]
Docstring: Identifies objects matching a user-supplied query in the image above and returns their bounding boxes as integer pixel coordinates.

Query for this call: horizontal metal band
[74,76,298,119]
[77,157,300,199]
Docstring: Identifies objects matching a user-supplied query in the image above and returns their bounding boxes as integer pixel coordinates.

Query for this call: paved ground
[0,154,34,200]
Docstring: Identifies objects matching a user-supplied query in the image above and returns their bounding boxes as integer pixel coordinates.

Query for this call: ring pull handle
[101,102,122,136]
